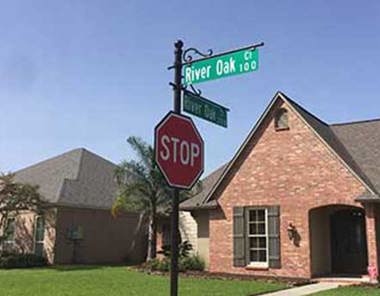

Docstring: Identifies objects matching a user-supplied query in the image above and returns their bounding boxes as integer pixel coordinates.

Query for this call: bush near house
[161,240,193,258]
[0,252,47,268]
[146,257,170,271]
[147,241,205,272]
[181,255,205,271]
[146,254,205,272]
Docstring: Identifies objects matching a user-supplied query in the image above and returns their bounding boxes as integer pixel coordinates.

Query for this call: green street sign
[183,91,229,128]
[184,48,259,85]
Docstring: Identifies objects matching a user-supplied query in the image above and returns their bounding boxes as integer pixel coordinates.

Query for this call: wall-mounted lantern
[287,223,296,240]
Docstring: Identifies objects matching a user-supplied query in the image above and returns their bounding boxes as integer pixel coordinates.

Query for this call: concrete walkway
[260,282,340,296]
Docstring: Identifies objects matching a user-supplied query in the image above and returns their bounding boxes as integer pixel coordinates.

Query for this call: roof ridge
[57,148,117,203]
[282,92,377,194]
[279,92,329,126]
[331,118,380,127]
[80,148,117,167]
[15,148,84,174]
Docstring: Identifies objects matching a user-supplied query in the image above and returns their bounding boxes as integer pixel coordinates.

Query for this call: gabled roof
[15,148,118,209]
[331,119,380,194]
[181,92,380,210]
[180,163,228,210]
[281,93,377,193]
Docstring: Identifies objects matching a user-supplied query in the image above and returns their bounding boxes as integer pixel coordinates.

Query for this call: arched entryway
[309,205,368,277]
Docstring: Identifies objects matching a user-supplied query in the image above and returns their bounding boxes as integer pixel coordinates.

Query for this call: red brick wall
[209,99,369,278]
[365,204,379,272]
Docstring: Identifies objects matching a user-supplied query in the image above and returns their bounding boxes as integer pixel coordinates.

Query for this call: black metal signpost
[166,39,264,296]
[170,40,183,296]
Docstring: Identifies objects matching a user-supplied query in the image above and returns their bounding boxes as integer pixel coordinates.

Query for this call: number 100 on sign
[184,48,259,85]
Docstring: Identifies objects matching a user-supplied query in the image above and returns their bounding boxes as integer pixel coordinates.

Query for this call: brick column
[365,203,379,276]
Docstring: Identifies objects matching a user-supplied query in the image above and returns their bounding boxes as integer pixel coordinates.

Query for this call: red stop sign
[155,112,204,189]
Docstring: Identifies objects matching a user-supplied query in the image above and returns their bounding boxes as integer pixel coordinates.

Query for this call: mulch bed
[351,283,380,288]
[130,265,314,287]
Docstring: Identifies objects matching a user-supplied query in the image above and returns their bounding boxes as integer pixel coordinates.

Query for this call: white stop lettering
[160,135,200,166]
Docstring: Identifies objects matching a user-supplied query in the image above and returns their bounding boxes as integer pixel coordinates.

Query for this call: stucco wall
[208,99,368,278]
[193,211,210,268]
[54,206,148,264]
[309,207,331,276]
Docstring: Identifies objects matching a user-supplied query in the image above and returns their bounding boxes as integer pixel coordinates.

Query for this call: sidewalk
[259,282,340,296]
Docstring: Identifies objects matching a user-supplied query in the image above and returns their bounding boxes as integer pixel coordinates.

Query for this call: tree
[0,173,44,244]
[112,136,200,261]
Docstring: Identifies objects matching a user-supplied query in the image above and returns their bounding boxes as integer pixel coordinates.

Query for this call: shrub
[146,255,204,272]
[161,241,193,258]
[0,253,48,268]
[146,258,170,272]
[181,255,205,271]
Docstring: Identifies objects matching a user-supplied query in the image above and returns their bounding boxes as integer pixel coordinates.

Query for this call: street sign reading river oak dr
[184,47,259,85]
[183,90,229,127]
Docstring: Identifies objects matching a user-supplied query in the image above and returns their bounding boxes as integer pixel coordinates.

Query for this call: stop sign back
[155,112,204,189]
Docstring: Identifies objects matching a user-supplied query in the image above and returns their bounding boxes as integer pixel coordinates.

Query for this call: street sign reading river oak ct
[184,47,259,85]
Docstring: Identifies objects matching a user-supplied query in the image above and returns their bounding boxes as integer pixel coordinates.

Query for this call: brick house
[180,91,380,279]
[1,148,147,264]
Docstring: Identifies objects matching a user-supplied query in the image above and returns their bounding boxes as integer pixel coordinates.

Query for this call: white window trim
[247,208,269,268]
[3,218,16,244]
[33,215,45,254]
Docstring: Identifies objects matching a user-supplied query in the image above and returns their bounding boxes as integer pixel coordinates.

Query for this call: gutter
[355,194,380,203]
[180,201,219,211]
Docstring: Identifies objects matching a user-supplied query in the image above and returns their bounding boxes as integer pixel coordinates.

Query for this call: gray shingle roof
[15,148,118,209]
[180,164,228,210]
[331,119,380,194]
[182,92,380,210]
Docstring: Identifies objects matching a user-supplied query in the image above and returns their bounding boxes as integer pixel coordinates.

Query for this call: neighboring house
[180,91,380,280]
[1,148,147,264]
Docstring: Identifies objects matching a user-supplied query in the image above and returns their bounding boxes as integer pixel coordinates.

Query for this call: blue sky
[1,1,380,175]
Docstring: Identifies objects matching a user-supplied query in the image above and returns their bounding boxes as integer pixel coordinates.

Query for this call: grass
[0,266,286,296]
[311,285,380,295]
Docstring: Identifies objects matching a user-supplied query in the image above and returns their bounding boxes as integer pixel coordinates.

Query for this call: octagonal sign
[155,111,204,189]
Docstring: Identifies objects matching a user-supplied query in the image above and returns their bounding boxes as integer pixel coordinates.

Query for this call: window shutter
[233,207,246,267]
[268,206,281,268]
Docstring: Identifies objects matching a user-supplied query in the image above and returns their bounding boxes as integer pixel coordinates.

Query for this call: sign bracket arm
[167,41,264,70]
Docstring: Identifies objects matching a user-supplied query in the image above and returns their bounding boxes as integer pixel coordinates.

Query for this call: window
[275,108,289,130]
[247,208,268,267]
[3,218,15,243]
[34,216,45,257]
[233,206,280,269]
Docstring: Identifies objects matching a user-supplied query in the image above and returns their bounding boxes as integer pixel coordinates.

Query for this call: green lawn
[311,286,380,296]
[0,266,286,296]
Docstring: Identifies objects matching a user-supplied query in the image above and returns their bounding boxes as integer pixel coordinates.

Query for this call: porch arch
[309,204,368,277]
